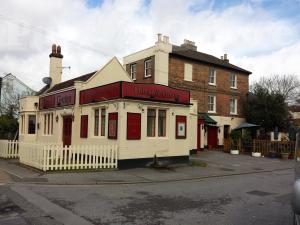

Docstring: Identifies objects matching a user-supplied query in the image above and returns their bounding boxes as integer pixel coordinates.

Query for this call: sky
[0,0,300,91]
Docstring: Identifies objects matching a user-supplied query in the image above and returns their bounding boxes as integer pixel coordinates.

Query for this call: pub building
[19,45,198,168]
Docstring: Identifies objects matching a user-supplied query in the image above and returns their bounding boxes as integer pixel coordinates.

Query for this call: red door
[63,116,72,146]
[207,126,218,149]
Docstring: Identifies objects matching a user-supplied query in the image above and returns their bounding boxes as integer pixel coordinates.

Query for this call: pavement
[0,150,294,185]
[0,150,295,225]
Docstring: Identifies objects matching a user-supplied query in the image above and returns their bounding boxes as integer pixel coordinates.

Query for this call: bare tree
[251,74,300,103]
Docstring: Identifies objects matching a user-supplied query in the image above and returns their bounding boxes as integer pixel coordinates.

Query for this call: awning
[198,113,217,125]
[233,122,260,130]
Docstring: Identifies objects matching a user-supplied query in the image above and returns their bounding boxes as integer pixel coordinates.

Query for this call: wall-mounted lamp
[56,115,59,122]
[231,117,234,120]
[202,125,204,130]
[218,127,221,133]
[204,126,207,133]
[37,123,40,130]
[34,102,39,110]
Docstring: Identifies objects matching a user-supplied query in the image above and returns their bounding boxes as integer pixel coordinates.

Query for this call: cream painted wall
[49,57,62,87]
[123,39,172,86]
[76,99,192,160]
[83,57,132,89]
[208,116,245,146]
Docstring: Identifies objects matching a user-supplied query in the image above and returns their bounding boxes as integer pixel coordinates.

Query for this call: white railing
[19,142,118,171]
[0,140,19,158]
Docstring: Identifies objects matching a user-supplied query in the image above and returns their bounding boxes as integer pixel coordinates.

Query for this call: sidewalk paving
[0,150,294,185]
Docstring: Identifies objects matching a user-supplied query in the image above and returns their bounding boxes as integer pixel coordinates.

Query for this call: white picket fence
[19,142,118,171]
[0,140,19,158]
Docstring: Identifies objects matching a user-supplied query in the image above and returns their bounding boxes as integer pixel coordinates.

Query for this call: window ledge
[184,79,193,82]
[208,83,216,86]
[208,111,216,114]
[230,87,237,90]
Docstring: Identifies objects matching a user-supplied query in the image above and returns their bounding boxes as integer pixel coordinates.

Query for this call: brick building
[123,34,251,149]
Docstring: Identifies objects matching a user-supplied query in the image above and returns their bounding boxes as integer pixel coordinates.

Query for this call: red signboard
[39,89,75,110]
[122,82,190,105]
[80,82,121,105]
[78,81,190,106]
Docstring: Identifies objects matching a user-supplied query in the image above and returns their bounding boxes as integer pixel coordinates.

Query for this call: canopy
[233,122,260,130]
[198,113,217,125]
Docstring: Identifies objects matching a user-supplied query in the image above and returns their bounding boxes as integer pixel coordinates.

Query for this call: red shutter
[80,115,88,138]
[176,115,187,139]
[127,113,141,140]
[108,113,118,139]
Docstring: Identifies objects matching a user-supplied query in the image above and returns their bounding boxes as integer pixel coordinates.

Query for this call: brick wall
[125,56,155,84]
[169,56,249,117]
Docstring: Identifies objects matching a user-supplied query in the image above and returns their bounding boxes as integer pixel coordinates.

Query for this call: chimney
[49,44,63,87]
[180,39,197,51]
[223,53,229,63]
[163,35,169,44]
[156,33,162,43]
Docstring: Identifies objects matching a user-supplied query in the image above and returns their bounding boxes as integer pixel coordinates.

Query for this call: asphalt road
[0,167,294,225]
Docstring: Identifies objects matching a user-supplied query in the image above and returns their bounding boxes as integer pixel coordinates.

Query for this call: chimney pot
[57,45,61,54]
[157,33,162,42]
[221,56,224,60]
[223,53,229,62]
[52,44,57,54]
[163,35,169,43]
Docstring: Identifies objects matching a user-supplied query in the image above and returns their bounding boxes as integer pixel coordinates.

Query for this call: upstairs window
[44,113,53,135]
[130,64,137,80]
[230,98,238,114]
[208,95,216,113]
[184,63,193,81]
[208,68,216,85]
[230,74,237,88]
[144,59,152,77]
[28,115,36,134]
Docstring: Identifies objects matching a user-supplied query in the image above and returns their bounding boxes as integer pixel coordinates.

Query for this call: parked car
[292,130,300,224]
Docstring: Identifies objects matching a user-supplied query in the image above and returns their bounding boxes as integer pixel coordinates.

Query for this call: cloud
[0,0,299,90]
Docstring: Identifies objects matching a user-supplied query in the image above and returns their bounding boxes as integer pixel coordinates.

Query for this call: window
[158,110,166,137]
[230,98,237,114]
[176,115,187,139]
[208,95,216,113]
[230,74,237,88]
[94,109,99,136]
[127,113,141,140]
[130,64,137,80]
[101,108,106,136]
[108,113,118,139]
[147,109,156,137]
[208,68,216,85]
[80,115,88,138]
[184,63,193,81]
[144,59,152,77]
[28,115,36,134]
[43,113,53,135]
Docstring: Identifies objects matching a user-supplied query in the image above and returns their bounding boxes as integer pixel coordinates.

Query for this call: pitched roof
[41,71,97,94]
[171,45,251,74]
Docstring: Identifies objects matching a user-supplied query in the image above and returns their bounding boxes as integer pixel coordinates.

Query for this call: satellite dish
[42,77,52,85]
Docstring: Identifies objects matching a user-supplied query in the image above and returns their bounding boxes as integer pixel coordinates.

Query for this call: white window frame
[208,95,216,113]
[230,98,238,115]
[130,64,137,80]
[184,63,193,81]
[230,74,237,89]
[43,113,53,136]
[208,68,216,85]
[144,59,152,78]
[93,107,107,138]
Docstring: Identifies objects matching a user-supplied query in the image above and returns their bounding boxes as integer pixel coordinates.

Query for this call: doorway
[62,116,72,146]
[207,126,218,149]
